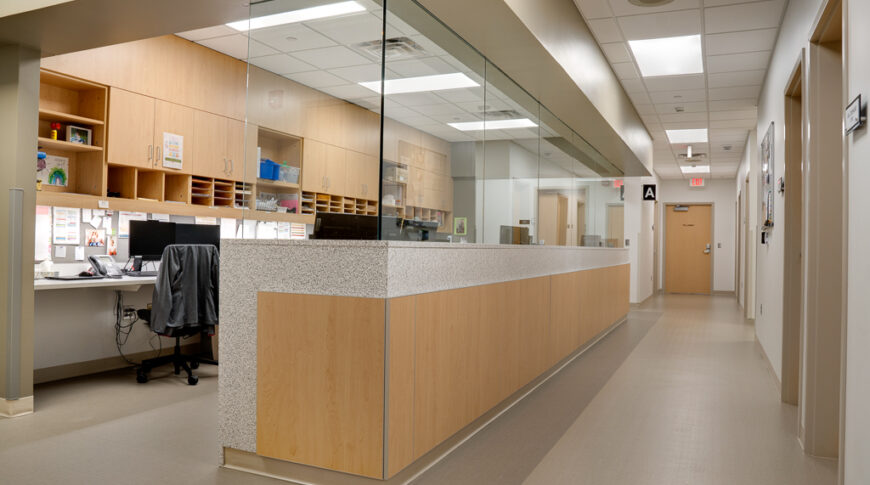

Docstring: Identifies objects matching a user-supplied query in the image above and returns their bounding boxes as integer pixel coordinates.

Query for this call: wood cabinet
[193,110,228,179]
[345,151,379,200]
[302,139,327,192]
[227,118,247,181]
[107,88,154,169]
[324,144,347,196]
[153,99,194,174]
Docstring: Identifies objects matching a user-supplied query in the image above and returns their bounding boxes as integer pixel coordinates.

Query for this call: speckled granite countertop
[219,239,629,454]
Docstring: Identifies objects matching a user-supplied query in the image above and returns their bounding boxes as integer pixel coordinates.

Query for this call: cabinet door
[424,149,448,175]
[107,88,154,169]
[407,166,425,207]
[242,122,260,184]
[226,118,247,181]
[324,144,347,196]
[154,100,195,174]
[345,151,379,199]
[361,154,379,200]
[192,110,228,179]
[302,139,327,192]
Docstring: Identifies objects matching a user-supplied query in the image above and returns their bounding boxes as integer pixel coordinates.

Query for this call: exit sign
[613,179,624,188]
[690,178,705,187]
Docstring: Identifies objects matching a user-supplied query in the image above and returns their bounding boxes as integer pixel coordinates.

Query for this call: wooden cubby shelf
[38,108,105,126]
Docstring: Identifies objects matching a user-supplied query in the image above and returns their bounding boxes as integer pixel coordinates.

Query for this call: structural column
[0,43,39,417]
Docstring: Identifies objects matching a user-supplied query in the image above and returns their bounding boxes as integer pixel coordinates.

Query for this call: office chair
[135,244,220,385]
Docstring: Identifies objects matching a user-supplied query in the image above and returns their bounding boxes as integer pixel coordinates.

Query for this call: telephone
[89,255,124,278]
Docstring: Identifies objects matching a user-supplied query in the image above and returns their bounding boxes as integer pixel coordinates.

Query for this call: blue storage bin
[259,159,280,180]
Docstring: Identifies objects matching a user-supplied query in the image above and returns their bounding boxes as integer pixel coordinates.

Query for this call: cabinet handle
[223,158,228,175]
[229,159,234,175]
[155,146,162,167]
[148,144,153,162]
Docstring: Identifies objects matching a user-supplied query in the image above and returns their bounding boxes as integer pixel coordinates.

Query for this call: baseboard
[754,336,781,392]
[34,343,201,384]
[0,396,34,418]
[713,290,735,296]
[224,315,630,484]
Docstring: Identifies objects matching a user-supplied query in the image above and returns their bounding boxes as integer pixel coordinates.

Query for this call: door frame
[606,202,624,248]
[662,202,715,295]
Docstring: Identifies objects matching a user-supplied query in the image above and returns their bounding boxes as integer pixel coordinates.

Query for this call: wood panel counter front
[245,261,628,480]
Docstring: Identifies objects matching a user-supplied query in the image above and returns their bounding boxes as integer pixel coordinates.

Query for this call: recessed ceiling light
[359,73,479,94]
[227,1,365,31]
[448,119,538,131]
[628,35,703,77]
[680,165,710,174]
[666,128,708,144]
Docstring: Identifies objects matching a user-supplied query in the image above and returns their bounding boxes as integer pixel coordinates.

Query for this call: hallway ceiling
[573,0,786,180]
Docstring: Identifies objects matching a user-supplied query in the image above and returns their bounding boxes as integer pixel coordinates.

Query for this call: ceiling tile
[658,112,709,123]
[612,62,640,80]
[573,0,613,19]
[628,90,652,105]
[710,119,756,129]
[292,46,370,69]
[587,18,624,43]
[706,28,778,55]
[248,23,337,53]
[707,70,766,88]
[709,109,757,120]
[387,57,456,77]
[319,83,382,101]
[434,88,486,104]
[248,53,315,75]
[284,70,348,88]
[600,42,632,63]
[176,26,236,41]
[621,78,647,93]
[386,92,446,107]
[649,88,707,103]
[617,9,702,41]
[643,74,706,92]
[655,101,708,113]
[707,51,771,73]
[304,12,392,45]
[709,98,758,110]
[704,0,768,6]
[608,0,701,16]
[329,63,383,83]
[198,35,278,60]
[705,0,786,34]
[708,85,761,100]
[635,103,657,115]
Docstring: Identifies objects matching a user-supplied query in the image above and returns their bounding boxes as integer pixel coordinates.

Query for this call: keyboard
[126,271,158,277]
[45,275,105,281]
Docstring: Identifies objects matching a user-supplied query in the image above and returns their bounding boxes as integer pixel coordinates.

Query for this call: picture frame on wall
[760,121,775,233]
[454,217,467,236]
[66,125,92,145]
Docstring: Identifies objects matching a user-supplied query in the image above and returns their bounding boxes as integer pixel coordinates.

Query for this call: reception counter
[219,240,630,483]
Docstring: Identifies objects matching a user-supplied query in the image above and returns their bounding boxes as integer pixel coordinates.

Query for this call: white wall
[752,0,825,384]
[657,179,736,293]
[736,131,758,319]
[624,177,656,304]
[844,0,870,481]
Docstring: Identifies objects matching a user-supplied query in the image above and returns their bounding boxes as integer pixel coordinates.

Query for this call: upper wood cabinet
[153,100,194,174]
[107,88,155,169]
[324,144,347,197]
[345,151,379,200]
[302,139,327,192]
[193,110,228,179]
[227,118,247,181]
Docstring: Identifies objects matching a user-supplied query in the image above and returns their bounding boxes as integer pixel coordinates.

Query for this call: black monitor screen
[174,223,220,250]
[312,213,377,240]
[129,220,173,261]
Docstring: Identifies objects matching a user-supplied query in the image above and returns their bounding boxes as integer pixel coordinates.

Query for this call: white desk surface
[34,275,157,291]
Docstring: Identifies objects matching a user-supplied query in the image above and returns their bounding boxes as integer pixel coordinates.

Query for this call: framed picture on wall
[453,217,467,236]
[66,125,92,145]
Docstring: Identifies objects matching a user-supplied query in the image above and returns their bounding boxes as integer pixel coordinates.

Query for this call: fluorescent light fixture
[448,119,538,131]
[359,73,479,95]
[628,34,703,77]
[227,1,365,31]
[666,128,708,144]
[680,165,710,174]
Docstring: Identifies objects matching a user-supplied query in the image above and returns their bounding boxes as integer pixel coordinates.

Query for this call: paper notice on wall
[82,209,92,221]
[35,205,51,261]
[151,213,170,222]
[162,132,184,170]
[290,223,306,240]
[118,211,147,238]
[89,215,102,228]
[241,219,257,239]
[277,222,291,239]
[195,216,217,225]
[55,246,66,258]
[256,221,278,240]
[74,246,85,261]
[93,210,105,217]
[220,218,236,239]
[53,207,80,245]
[37,155,69,187]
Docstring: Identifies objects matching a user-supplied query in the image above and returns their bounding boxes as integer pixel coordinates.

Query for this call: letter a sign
[643,184,657,201]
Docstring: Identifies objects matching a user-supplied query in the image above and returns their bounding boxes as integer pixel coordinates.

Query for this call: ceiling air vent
[628,0,675,6]
[354,37,428,61]
[477,109,523,120]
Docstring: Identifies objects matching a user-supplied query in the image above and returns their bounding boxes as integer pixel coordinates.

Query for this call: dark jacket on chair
[150,244,219,336]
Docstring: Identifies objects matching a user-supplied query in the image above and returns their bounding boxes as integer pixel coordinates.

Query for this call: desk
[35,275,157,291]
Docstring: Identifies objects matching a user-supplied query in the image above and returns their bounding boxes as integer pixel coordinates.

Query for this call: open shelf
[107,165,136,200]
[191,176,213,206]
[256,178,300,190]
[38,137,103,153]
[213,179,235,208]
[137,170,164,202]
[38,108,104,126]
[165,173,191,203]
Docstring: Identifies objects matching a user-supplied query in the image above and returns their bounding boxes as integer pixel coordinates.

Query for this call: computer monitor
[129,220,174,261]
[312,213,377,240]
[129,220,221,261]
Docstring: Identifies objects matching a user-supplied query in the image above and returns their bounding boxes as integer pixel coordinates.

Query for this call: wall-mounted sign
[689,177,705,187]
[643,184,657,200]
[845,94,864,134]
[613,179,624,188]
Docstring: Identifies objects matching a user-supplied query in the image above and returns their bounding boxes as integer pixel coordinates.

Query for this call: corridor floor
[0,295,837,485]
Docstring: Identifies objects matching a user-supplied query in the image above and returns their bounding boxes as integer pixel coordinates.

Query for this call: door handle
[147,144,153,162]
[229,159,233,175]
[156,146,162,167]
[224,158,228,175]
[704,243,711,254]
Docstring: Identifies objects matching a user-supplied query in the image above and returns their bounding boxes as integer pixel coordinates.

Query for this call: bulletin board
[760,122,775,235]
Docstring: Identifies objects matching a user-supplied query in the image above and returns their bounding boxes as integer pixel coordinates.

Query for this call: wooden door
[345,150,378,199]
[192,110,228,179]
[107,88,154,169]
[154,99,195,174]
[301,139,327,192]
[226,118,247,181]
[576,202,586,245]
[557,195,568,246]
[324,144,347,196]
[607,204,624,248]
[665,204,712,294]
[538,193,557,246]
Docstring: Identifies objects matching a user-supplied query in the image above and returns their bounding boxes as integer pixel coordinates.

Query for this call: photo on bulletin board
[760,122,775,230]
[454,217,467,236]
[37,155,69,187]
[107,235,118,256]
[66,125,92,145]
[86,228,106,247]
